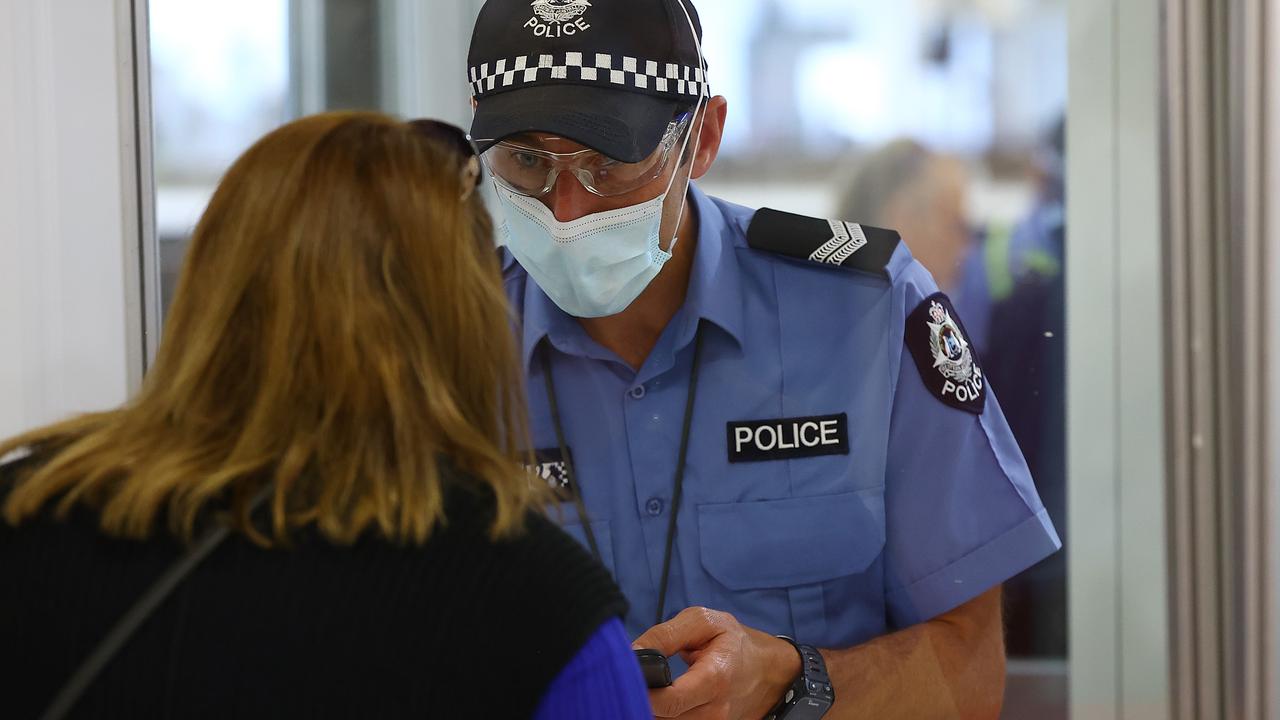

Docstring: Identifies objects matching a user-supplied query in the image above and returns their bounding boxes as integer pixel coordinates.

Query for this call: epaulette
[746,208,901,279]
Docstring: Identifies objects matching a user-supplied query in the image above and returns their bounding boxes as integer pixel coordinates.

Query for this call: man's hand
[632,607,801,720]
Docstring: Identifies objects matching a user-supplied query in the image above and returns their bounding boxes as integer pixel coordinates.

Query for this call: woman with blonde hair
[0,112,651,719]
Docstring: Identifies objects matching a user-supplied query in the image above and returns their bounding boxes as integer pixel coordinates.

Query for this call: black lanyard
[540,326,706,626]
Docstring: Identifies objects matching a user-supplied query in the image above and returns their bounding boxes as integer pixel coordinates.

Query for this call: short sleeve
[531,618,652,720]
[882,260,1061,629]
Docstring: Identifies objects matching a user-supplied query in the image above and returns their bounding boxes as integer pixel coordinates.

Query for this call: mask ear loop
[660,0,711,259]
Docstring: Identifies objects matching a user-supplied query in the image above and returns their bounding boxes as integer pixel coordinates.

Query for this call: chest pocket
[694,488,885,647]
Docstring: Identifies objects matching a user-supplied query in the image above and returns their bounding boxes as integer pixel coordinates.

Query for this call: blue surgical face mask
[492,96,706,319]
[494,185,673,318]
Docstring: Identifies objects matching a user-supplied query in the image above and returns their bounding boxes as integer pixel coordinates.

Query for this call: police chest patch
[529,448,576,498]
[727,414,849,463]
[906,293,986,415]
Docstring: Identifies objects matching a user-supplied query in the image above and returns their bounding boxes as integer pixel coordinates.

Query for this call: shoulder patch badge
[905,293,986,415]
[746,208,900,278]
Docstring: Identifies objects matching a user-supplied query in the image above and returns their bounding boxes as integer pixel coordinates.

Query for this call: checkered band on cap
[469,52,708,99]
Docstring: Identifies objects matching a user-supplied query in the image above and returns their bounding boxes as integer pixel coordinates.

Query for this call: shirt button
[629,385,647,400]
[646,498,664,516]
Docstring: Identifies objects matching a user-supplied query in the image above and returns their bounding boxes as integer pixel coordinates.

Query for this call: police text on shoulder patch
[905,293,986,414]
[529,447,576,498]
[727,414,850,463]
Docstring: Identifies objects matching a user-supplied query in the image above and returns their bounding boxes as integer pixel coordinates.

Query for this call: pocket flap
[697,490,885,590]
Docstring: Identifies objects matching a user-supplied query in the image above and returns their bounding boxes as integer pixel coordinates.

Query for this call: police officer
[466,1,1061,717]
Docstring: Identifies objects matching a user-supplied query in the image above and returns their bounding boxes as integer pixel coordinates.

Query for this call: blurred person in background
[1004,117,1066,285]
[837,139,992,351]
[0,112,650,720]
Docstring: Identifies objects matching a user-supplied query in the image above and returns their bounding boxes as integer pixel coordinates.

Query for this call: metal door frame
[1067,0,1171,717]
[120,0,159,385]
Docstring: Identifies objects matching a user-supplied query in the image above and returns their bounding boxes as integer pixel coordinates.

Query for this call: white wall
[0,0,142,440]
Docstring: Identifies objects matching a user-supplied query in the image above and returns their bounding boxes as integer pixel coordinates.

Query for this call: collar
[519,183,746,370]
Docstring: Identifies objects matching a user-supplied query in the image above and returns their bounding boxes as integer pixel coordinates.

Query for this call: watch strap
[766,636,834,720]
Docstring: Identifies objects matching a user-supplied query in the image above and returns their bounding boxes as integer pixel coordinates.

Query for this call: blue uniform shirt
[503,184,1062,649]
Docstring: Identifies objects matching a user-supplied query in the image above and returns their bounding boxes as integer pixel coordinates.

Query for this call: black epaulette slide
[746,208,900,278]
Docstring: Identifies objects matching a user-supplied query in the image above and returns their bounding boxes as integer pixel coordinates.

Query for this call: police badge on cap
[905,293,986,414]
[526,0,592,37]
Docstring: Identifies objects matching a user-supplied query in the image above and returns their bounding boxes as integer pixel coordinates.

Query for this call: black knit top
[0,456,628,719]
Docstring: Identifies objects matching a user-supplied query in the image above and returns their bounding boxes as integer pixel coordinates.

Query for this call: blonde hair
[1,111,538,546]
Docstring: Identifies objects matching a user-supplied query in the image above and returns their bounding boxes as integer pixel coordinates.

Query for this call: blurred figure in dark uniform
[984,117,1067,658]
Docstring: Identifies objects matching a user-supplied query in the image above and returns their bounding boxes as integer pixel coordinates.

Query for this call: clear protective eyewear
[480,113,693,198]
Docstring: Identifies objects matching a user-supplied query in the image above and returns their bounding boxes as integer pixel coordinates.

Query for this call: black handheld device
[634,649,672,688]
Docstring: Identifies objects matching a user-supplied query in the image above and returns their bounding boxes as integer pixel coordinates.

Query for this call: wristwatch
[765,636,834,720]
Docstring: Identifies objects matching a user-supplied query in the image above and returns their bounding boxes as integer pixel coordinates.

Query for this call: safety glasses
[478,113,692,199]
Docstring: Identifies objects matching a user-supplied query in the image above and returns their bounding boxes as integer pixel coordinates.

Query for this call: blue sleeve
[882,254,1062,629]
[532,618,651,720]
